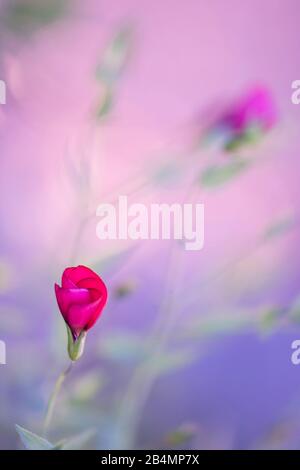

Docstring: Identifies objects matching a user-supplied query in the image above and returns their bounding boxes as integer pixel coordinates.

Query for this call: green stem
[43,362,74,437]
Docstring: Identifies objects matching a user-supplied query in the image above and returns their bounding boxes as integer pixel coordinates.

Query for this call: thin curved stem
[43,361,74,437]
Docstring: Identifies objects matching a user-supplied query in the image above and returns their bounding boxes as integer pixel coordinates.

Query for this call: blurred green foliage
[262,213,296,242]
[95,25,133,119]
[200,159,251,188]
[2,0,69,35]
[164,423,198,448]
[16,424,95,450]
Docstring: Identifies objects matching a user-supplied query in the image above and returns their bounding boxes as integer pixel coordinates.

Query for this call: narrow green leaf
[15,425,54,450]
[96,87,114,119]
[200,159,250,188]
[96,26,133,85]
[258,307,284,333]
[263,214,296,242]
[224,126,263,152]
[54,429,96,450]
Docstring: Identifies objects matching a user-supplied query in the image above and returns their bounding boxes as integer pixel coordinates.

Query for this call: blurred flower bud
[205,85,277,152]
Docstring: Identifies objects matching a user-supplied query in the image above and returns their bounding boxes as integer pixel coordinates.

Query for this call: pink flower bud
[204,85,277,152]
[222,85,277,133]
[55,265,108,360]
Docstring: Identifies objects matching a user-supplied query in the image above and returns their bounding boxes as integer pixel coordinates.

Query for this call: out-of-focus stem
[117,184,197,449]
[43,361,74,437]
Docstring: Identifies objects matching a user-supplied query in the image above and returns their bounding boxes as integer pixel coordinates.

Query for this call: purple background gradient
[1,0,300,450]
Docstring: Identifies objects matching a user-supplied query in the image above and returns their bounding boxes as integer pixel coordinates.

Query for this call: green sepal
[66,325,87,361]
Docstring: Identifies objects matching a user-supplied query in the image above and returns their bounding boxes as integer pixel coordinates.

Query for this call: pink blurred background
[1,0,300,450]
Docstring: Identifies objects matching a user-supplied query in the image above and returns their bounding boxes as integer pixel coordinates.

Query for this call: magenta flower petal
[54,266,108,340]
[67,296,105,334]
[62,265,101,286]
[223,85,277,133]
